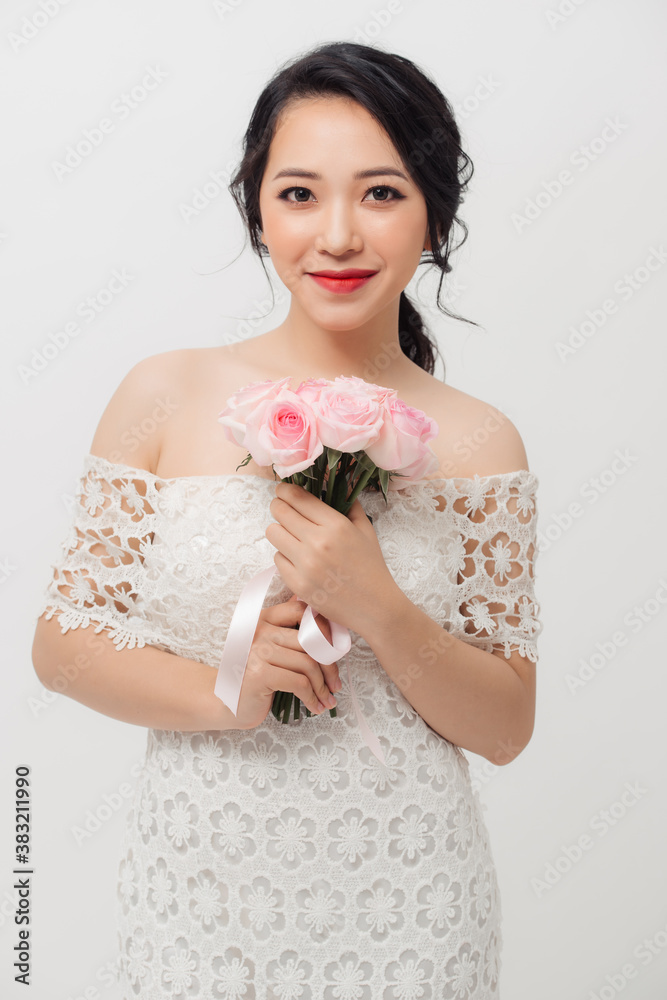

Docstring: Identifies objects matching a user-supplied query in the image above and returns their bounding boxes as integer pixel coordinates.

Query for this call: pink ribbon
[215,564,386,765]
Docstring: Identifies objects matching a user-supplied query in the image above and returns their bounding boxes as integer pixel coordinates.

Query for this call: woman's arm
[32,350,239,733]
[266,408,541,765]
[32,613,241,732]
[361,417,540,764]
[359,586,535,765]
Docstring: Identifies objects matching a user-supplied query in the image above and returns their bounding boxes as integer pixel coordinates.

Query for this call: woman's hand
[265,480,399,637]
[233,594,341,731]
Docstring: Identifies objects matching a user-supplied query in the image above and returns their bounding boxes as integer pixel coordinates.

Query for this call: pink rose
[315,383,385,453]
[333,374,398,405]
[385,446,440,489]
[294,377,332,408]
[364,398,440,488]
[243,388,323,478]
[218,376,291,446]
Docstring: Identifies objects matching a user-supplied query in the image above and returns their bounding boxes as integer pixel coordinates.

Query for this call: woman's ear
[423,226,441,252]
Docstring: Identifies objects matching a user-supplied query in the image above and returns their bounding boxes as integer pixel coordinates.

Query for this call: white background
[2,1,666,998]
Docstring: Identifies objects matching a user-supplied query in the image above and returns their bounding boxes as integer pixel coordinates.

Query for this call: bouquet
[217,374,439,727]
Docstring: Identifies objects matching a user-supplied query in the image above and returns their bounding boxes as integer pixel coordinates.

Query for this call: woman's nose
[314,204,363,254]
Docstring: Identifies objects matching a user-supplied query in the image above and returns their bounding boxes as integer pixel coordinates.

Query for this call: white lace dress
[38,453,542,999]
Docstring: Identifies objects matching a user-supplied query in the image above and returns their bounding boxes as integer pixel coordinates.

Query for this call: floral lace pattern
[38,453,543,998]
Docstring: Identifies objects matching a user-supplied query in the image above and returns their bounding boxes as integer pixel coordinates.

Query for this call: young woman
[33,41,542,999]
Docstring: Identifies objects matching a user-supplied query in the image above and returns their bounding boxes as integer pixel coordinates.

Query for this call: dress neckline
[83,452,538,489]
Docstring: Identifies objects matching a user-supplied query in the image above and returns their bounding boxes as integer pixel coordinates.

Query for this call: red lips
[308,271,378,295]
[308,269,378,278]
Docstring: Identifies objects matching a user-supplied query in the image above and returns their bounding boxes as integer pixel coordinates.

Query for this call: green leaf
[353,451,377,473]
[326,448,343,471]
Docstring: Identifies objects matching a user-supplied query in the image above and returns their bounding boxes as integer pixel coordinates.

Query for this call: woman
[33,41,542,998]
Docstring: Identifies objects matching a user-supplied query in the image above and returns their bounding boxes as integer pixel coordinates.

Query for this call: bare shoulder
[418,377,530,479]
[88,347,208,472]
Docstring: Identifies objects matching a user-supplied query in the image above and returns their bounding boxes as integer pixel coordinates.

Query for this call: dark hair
[228,41,478,378]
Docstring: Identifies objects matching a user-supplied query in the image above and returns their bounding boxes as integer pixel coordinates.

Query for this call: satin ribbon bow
[214,563,386,765]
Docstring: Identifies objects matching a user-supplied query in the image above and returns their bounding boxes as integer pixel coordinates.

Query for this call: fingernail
[326,692,337,708]
[317,700,328,713]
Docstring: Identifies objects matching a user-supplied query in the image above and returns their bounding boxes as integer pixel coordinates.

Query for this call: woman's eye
[278,187,314,203]
[277,185,404,204]
[364,185,402,202]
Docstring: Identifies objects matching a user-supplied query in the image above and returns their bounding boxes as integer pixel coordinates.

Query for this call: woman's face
[258,96,431,331]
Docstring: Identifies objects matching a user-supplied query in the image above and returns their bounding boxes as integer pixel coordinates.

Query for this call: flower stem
[325,461,337,505]
[317,454,327,498]
[281,692,293,724]
[344,465,376,510]
[272,690,337,722]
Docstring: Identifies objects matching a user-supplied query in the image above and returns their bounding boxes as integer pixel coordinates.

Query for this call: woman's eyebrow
[271,166,409,182]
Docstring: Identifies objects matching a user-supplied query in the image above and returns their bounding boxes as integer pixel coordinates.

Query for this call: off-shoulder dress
[38,453,543,999]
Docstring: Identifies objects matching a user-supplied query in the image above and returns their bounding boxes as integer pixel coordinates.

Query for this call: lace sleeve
[36,454,162,652]
[444,471,543,664]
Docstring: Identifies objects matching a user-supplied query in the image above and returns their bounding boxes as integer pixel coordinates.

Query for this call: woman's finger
[264,664,330,716]
[267,638,338,709]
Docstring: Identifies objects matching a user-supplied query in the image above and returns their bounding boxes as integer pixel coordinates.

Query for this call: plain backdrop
[2,1,666,998]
